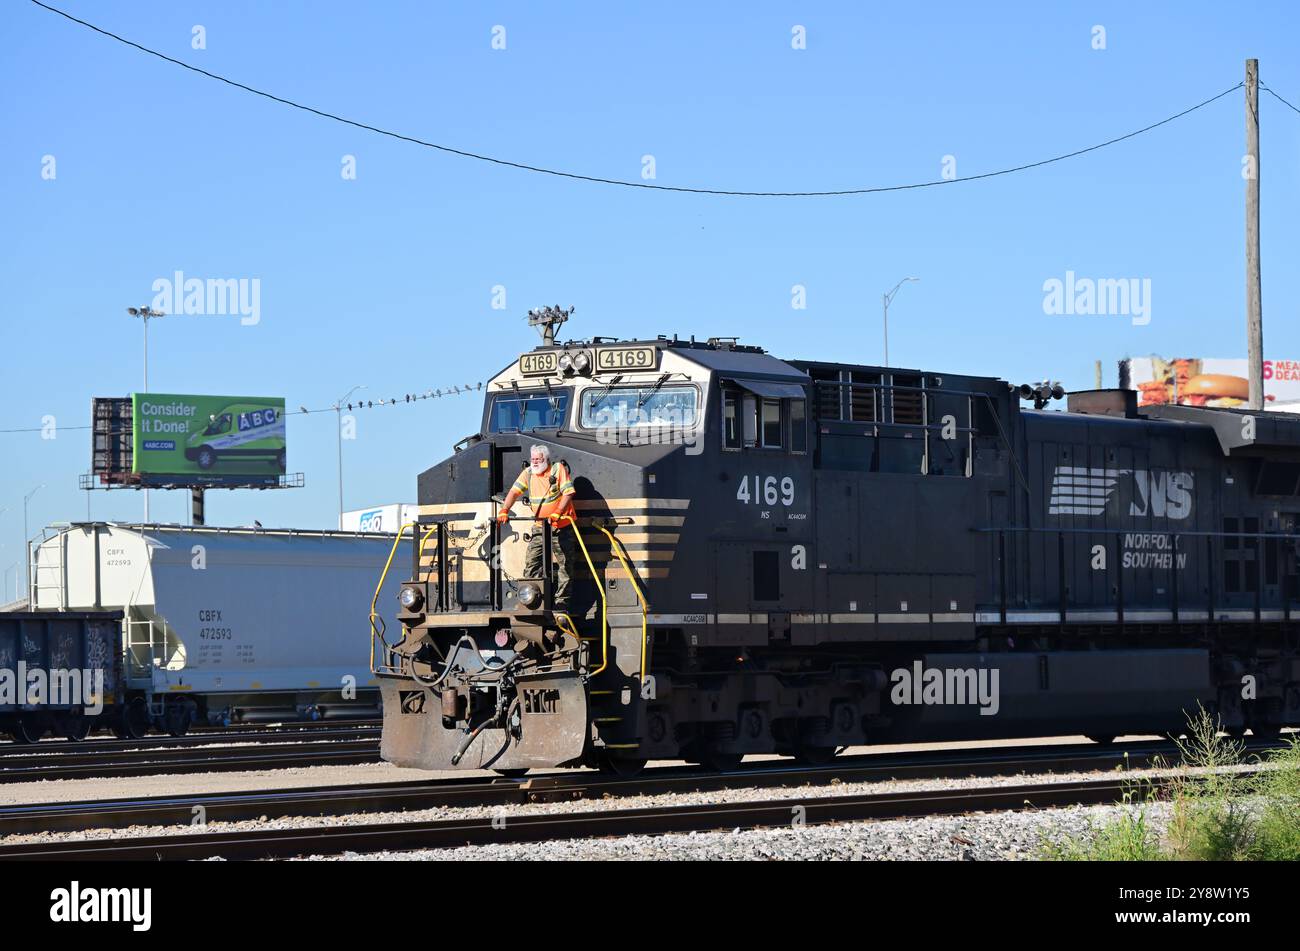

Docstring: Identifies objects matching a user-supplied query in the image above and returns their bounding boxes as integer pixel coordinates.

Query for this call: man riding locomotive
[496,444,577,614]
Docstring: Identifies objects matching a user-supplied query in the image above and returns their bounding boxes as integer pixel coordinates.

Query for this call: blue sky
[2,0,1298,568]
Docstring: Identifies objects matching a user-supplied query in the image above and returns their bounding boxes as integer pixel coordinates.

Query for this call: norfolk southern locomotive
[374,321,1300,774]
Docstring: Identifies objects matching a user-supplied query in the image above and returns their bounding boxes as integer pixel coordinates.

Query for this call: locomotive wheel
[598,752,647,778]
[697,750,743,772]
[794,744,839,766]
[9,716,48,744]
[1086,735,1116,746]
[57,714,92,742]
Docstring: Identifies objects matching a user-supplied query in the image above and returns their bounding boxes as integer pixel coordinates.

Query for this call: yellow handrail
[416,522,440,566]
[596,525,649,684]
[369,521,417,671]
[555,514,608,676]
[553,610,581,645]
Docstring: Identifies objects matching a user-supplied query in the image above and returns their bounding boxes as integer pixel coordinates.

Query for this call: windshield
[488,390,570,433]
[580,385,698,429]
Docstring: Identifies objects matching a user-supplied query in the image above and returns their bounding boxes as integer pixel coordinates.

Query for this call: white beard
[530,462,548,475]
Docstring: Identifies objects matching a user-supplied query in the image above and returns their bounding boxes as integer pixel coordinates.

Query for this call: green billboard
[132,393,287,486]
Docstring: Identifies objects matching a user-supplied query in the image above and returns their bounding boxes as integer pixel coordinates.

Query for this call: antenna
[527,305,574,346]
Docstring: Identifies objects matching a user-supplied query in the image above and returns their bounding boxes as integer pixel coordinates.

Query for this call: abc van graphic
[131,393,287,485]
[1048,466,1194,520]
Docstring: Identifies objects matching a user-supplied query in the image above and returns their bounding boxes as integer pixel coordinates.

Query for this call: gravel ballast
[309,801,1171,861]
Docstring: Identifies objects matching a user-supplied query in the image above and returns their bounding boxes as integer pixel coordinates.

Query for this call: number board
[519,351,559,376]
[595,346,658,372]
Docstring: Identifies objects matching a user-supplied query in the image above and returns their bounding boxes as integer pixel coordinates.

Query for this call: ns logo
[1049,466,1194,520]
[1130,470,1194,519]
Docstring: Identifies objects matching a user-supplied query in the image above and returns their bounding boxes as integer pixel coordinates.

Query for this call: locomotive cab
[374,333,734,773]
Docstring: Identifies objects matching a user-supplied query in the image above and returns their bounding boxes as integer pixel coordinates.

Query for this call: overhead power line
[1262,84,1300,116]
[0,383,485,435]
[32,0,1244,198]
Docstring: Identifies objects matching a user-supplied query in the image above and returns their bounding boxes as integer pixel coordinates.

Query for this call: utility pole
[1094,360,1102,389]
[1245,59,1264,411]
[127,306,165,521]
[335,385,365,528]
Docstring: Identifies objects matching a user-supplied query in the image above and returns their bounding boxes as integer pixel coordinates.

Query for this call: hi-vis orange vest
[511,462,575,519]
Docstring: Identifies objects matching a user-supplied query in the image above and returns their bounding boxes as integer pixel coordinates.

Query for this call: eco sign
[132,393,287,485]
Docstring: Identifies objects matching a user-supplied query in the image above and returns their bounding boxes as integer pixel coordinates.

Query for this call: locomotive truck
[374,328,1300,775]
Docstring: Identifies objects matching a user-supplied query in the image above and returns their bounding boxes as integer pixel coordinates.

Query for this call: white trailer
[29,522,410,735]
[339,504,419,533]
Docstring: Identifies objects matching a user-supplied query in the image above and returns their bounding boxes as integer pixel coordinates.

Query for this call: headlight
[557,353,574,373]
[572,351,591,374]
[516,582,541,609]
[399,585,424,610]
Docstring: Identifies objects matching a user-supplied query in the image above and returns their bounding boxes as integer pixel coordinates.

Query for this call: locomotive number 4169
[736,475,795,506]
[595,346,657,371]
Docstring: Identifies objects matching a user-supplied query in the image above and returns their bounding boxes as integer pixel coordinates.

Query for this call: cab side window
[760,399,782,448]
[721,386,806,454]
[790,399,807,453]
[723,390,741,449]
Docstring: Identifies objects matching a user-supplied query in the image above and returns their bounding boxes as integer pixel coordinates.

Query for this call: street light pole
[127,306,165,522]
[22,484,44,603]
[335,385,365,529]
[881,277,920,367]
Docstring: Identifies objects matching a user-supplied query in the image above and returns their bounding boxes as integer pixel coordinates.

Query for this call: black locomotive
[374,328,1300,774]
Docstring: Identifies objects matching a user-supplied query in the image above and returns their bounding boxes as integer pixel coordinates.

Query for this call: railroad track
[0,737,1276,838]
[0,736,381,783]
[0,774,1176,861]
[0,724,379,758]
[0,718,380,750]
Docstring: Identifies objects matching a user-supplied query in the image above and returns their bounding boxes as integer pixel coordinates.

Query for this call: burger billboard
[1124,357,1300,411]
[132,393,287,486]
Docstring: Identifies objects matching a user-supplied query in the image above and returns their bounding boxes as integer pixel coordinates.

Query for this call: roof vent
[1067,389,1138,418]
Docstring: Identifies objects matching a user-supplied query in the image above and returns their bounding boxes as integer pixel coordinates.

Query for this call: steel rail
[0,725,378,758]
[0,738,381,783]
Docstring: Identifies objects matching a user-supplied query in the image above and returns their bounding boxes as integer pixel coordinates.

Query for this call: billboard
[131,393,286,487]
[1125,357,1300,411]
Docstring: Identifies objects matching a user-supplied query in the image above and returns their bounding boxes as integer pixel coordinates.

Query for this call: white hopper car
[25,522,409,739]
